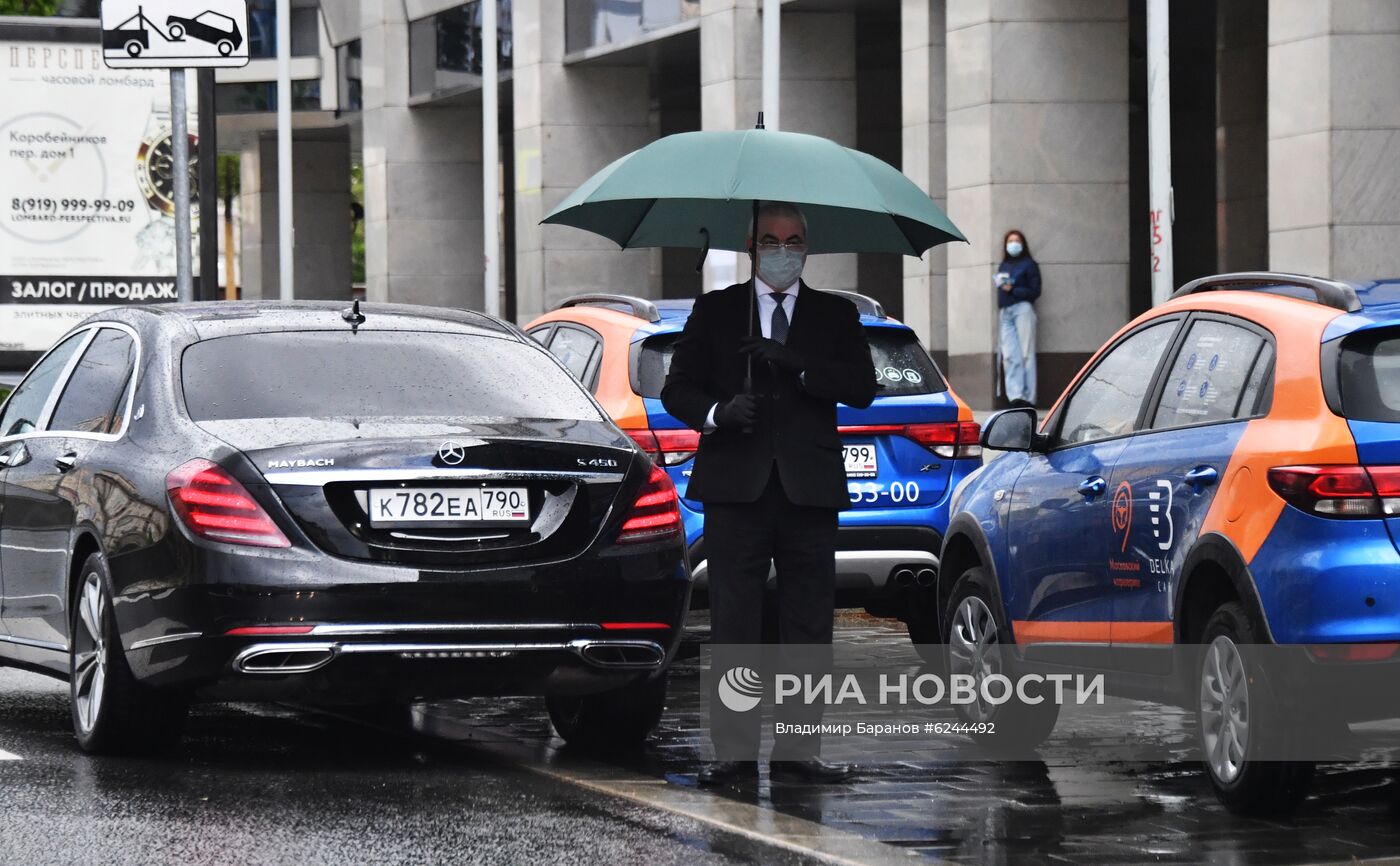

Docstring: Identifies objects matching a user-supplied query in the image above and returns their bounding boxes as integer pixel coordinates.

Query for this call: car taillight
[1267,465,1400,518]
[838,421,982,459]
[617,465,682,543]
[624,427,699,466]
[167,459,291,548]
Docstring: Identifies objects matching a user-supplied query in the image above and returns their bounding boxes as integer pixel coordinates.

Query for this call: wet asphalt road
[0,667,817,866]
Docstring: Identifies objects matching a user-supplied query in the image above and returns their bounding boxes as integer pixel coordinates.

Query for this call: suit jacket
[661,281,877,509]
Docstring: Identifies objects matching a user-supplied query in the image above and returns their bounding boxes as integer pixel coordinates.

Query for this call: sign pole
[170,67,194,303]
[197,68,219,302]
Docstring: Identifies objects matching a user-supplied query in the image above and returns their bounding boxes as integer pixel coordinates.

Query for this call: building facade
[227,0,1400,409]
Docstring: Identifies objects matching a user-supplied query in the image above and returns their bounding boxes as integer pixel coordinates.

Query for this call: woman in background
[994,229,1041,409]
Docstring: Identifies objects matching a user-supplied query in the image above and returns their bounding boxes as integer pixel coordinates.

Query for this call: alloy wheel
[1200,635,1250,784]
[947,595,1002,722]
[72,572,108,735]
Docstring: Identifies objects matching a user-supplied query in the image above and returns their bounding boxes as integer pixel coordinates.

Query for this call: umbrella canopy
[542,128,965,256]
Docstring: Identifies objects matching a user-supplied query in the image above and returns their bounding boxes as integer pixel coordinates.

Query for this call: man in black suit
[662,201,876,785]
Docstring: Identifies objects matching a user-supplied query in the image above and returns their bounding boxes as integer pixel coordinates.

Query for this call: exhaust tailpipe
[915,568,938,587]
[892,568,915,587]
[577,641,665,669]
[234,644,338,675]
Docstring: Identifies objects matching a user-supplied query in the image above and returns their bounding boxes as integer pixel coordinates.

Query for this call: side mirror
[981,408,1039,452]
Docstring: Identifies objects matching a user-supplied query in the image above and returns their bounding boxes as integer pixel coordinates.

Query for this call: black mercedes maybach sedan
[0,302,690,753]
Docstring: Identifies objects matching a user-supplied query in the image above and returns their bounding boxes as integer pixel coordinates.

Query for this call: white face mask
[1006,241,1024,257]
[757,246,806,289]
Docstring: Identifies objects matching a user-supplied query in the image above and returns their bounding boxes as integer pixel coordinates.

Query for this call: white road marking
[0,749,20,761]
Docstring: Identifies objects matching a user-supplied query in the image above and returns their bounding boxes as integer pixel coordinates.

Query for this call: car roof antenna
[342,299,366,330]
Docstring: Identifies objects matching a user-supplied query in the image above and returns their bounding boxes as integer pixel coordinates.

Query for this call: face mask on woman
[1006,240,1023,258]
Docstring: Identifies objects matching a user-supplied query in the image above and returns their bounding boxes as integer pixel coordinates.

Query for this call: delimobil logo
[718,666,763,713]
[1111,481,1132,552]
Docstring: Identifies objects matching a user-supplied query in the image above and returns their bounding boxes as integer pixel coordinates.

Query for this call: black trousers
[705,467,838,760]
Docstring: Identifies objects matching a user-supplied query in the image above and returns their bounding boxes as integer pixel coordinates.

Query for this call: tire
[125,40,142,57]
[218,40,234,57]
[905,615,944,668]
[168,23,185,40]
[941,567,1059,754]
[1197,601,1313,816]
[70,553,187,755]
[547,674,667,750]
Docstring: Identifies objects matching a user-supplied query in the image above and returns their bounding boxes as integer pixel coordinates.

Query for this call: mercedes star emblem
[438,441,467,465]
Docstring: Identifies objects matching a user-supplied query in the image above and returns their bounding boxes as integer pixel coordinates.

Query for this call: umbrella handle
[695,227,710,273]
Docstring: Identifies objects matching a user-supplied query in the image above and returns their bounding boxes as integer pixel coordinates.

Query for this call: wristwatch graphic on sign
[133,96,198,272]
[135,102,199,219]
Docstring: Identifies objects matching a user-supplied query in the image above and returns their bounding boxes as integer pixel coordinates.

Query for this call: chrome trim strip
[0,634,67,652]
[128,631,204,650]
[308,622,596,636]
[231,638,666,675]
[262,468,624,486]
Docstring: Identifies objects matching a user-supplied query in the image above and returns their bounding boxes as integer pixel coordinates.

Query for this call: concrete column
[945,1,1130,410]
[512,0,655,322]
[361,0,483,310]
[238,131,352,300]
[900,0,947,366]
[699,3,857,292]
[1268,0,1400,279]
[1217,0,1268,271]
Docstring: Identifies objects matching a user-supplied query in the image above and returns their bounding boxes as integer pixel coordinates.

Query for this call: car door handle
[1185,465,1218,489]
[54,452,77,473]
[1077,476,1107,498]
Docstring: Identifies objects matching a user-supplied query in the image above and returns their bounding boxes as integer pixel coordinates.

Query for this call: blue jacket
[995,255,1041,308]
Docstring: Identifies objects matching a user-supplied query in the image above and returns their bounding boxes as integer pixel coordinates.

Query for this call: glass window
[1337,328,1400,422]
[49,329,137,435]
[1053,321,1178,447]
[182,331,603,423]
[547,327,600,384]
[0,332,88,439]
[868,329,948,396]
[527,326,553,346]
[1151,320,1268,429]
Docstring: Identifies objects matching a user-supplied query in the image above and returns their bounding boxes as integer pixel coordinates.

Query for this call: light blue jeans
[999,301,1037,404]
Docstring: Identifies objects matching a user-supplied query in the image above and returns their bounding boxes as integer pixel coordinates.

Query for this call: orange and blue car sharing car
[943,272,1400,816]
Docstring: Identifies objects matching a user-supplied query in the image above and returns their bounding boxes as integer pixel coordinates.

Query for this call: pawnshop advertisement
[1,40,193,357]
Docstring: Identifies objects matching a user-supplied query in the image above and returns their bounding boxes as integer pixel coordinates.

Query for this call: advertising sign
[0,39,196,358]
[100,0,251,69]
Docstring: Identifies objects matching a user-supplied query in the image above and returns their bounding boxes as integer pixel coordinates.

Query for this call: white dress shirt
[704,278,801,430]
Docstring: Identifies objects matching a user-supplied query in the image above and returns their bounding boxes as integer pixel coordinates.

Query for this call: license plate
[367,487,531,526]
[843,444,878,478]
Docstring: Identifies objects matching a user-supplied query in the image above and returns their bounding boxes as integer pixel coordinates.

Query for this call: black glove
[740,336,803,374]
[714,394,759,428]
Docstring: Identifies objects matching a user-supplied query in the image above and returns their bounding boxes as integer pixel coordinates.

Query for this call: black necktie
[769,293,790,344]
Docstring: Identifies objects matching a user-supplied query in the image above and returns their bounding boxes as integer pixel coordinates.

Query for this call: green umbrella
[542,126,965,256]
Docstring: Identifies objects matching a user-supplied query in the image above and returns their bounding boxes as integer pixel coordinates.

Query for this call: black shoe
[697,760,758,786]
[769,758,854,784]
[1010,399,1035,410]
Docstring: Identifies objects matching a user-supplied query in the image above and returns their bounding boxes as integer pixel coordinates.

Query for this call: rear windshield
[182,331,603,423]
[632,327,947,399]
[1338,329,1400,422]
